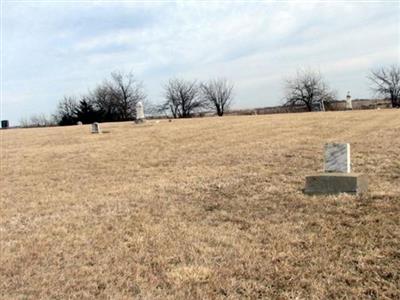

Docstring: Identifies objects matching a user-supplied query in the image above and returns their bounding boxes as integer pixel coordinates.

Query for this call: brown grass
[1,110,399,299]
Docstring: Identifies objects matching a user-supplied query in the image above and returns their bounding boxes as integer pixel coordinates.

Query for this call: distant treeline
[55,72,147,125]
[16,64,399,127]
[52,72,234,126]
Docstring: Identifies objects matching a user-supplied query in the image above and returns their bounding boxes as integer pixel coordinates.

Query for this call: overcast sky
[2,1,399,124]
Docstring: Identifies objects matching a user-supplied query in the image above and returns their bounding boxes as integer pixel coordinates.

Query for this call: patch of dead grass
[1,111,399,299]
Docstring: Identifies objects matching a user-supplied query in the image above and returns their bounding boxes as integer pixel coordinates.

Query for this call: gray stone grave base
[134,119,145,124]
[305,173,368,195]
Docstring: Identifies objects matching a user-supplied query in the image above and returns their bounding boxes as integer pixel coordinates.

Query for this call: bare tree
[141,99,157,117]
[107,71,146,120]
[53,71,148,125]
[161,79,205,118]
[20,114,56,127]
[283,69,336,111]
[75,96,99,124]
[368,65,400,108]
[200,79,234,116]
[90,84,119,122]
[54,96,78,125]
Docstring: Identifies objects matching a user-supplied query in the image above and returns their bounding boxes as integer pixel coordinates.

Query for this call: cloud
[2,2,399,124]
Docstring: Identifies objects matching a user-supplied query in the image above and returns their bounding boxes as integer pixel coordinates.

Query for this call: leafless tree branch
[283,69,336,111]
[161,79,205,118]
[200,79,234,116]
[368,65,400,108]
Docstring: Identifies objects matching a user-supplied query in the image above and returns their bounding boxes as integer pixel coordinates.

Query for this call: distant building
[1,120,9,129]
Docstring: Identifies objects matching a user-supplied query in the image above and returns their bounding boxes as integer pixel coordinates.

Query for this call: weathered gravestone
[91,122,101,134]
[324,143,351,173]
[77,121,83,125]
[305,143,368,195]
[135,101,145,124]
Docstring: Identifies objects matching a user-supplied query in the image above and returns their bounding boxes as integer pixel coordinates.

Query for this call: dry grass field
[1,110,399,299]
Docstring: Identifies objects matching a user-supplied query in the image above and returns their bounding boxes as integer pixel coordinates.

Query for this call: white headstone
[91,122,101,134]
[136,101,145,122]
[324,143,351,173]
[77,121,83,125]
[346,91,352,110]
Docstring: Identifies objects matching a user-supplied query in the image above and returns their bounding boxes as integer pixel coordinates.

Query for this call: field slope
[1,110,399,299]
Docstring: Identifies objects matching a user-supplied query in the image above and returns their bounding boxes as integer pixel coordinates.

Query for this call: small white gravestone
[77,121,83,125]
[324,143,351,173]
[135,101,145,123]
[91,122,101,134]
[346,91,353,110]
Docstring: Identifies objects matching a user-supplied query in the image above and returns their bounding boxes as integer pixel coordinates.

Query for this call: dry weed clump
[1,110,399,299]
